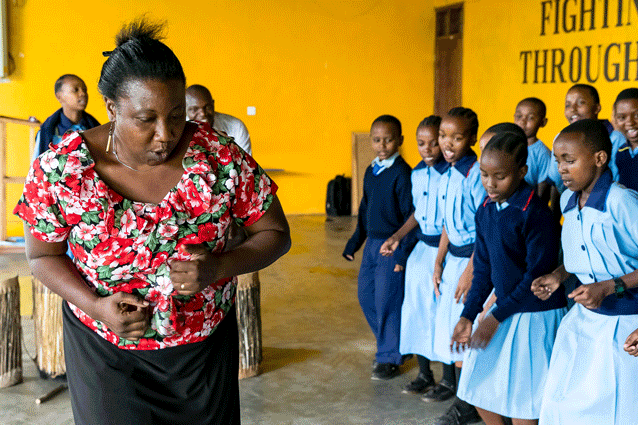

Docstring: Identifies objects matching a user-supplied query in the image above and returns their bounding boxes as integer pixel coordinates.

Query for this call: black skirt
[62,302,240,425]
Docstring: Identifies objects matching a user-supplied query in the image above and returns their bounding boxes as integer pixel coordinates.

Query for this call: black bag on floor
[326,175,351,216]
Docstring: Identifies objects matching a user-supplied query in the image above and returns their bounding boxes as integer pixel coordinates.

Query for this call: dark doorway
[434,4,463,116]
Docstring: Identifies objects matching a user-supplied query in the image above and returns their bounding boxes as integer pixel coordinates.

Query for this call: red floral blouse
[14,122,277,350]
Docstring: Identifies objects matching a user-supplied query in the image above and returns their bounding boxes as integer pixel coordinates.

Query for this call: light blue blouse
[524,139,551,186]
[561,170,638,315]
[413,159,449,237]
[438,153,486,248]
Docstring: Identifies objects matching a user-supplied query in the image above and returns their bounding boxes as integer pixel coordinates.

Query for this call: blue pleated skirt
[418,252,468,364]
[399,241,439,357]
[539,304,638,425]
[457,307,566,419]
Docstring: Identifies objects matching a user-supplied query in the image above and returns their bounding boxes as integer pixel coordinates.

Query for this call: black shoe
[401,354,414,364]
[402,372,435,394]
[371,363,400,380]
[421,380,456,402]
[432,398,481,425]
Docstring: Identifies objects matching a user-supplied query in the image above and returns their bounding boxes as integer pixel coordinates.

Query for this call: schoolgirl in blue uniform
[612,88,638,191]
[546,84,625,195]
[513,98,552,199]
[343,115,414,381]
[531,119,638,425]
[451,132,567,425]
[476,123,531,321]
[602,89,638,367]
[425,107,483,425]
[379,116,451,394]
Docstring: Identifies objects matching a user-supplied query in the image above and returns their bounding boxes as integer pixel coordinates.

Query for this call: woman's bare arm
[25,230,102,314]
[216,195,291,278]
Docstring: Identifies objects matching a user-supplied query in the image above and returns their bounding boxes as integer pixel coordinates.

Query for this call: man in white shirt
[185,84,252,154]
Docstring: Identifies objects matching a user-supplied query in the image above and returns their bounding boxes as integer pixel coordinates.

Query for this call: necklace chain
[112,134,152,173]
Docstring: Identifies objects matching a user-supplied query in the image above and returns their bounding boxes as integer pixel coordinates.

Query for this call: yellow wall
[1,0,437,236]
[460,0,638,143]
[3,0,637,236]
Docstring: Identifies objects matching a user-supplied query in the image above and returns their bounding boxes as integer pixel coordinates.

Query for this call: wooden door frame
[434,3,464,116]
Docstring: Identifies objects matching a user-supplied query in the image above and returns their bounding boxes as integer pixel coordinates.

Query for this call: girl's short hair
[569,84,600,105]
[614,88,638,108]
[518,97,547,118]
[447,107,479,137]
[372,115,402,136]
[559,119,611,164]
[483,131,528,169]
[418,115,442,130]
[485,122,526,140]
[98,18,186,102]
[54,74,82,94]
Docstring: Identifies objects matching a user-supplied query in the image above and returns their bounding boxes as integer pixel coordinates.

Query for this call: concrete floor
[0,215,479,425]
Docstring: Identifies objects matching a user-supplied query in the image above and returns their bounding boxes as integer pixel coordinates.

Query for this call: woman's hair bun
[115,18,165,48]
[98,17,185,101]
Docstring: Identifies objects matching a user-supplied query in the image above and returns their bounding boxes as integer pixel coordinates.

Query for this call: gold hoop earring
[106,121,114,153]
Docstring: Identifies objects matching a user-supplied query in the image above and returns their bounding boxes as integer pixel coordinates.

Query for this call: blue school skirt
[420,252,469,364]
[539,304,638,425]
[399,240,439,357]
[457,307,566,419]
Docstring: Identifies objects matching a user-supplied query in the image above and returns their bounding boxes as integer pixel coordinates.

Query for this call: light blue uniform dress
[547,130,625,193]
[539,170,638,425]
[399,158,449,357]
[456,185,567,420]
[524,139,551,186]
[429,152,485,364]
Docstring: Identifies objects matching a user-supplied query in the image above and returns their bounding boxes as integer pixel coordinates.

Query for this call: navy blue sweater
[462,183,567,323]
[35,108,100,158]
[343,156,413,266]
[615,142,638,191]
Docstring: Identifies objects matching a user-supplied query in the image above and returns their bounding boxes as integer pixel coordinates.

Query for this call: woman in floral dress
[14,20,290,425]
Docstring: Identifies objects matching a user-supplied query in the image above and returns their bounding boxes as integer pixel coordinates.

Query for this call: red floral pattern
[14,123,277,350]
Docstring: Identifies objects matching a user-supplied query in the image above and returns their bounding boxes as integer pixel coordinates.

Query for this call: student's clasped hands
[568,281,612,309]
[534,271,638,358]
[532,272,611,309]
[450,315,500,353]
[530,271,561,300]
[450,317,472,352]
[624,329,638,357]
[379,237,399,257]
[379,236,405,272]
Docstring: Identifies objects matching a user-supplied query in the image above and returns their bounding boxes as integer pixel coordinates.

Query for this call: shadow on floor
[259,346,322,374]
